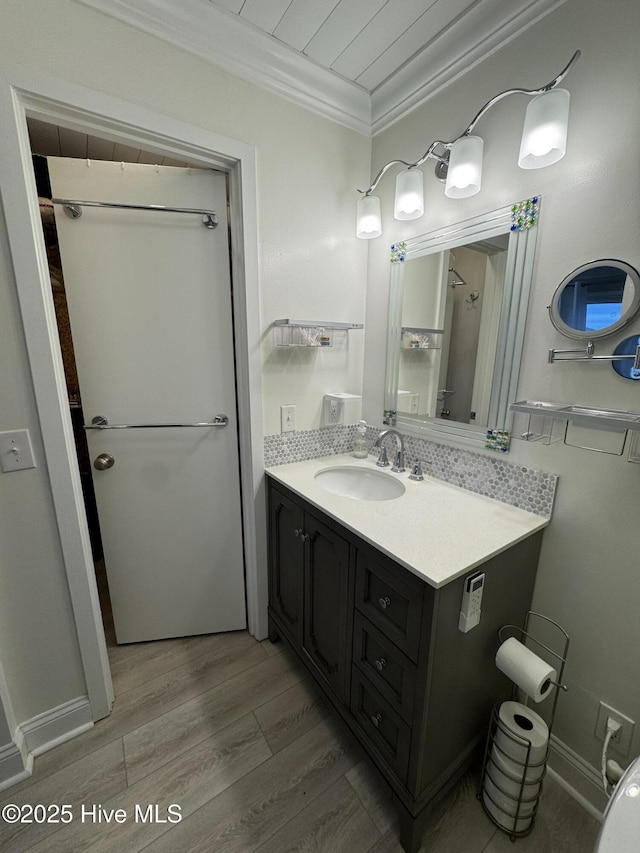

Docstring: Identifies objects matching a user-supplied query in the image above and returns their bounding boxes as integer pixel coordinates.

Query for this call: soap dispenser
[352,420,368,458]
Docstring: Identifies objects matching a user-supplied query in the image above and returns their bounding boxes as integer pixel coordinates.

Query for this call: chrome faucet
[374,429,405,473]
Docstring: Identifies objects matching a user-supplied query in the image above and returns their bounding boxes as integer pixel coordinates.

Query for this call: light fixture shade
[356,194,382,239]
[394,168,424,220]
[518,88,570,169]
[445,135,483,198]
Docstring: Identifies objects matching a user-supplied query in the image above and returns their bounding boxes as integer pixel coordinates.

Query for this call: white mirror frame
[384,200,540,449]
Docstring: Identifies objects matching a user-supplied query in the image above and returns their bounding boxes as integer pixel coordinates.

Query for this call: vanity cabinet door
[302,512,352,703]
[269,488,304,646]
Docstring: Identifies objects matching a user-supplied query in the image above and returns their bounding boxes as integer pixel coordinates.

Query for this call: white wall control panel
[0,429,36,472]
[458,571,485,633]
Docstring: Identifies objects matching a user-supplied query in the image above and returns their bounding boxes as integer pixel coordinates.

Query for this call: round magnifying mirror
[549,259,640,340]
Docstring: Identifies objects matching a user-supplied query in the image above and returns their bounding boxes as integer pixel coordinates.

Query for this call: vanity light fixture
[356,50,580,239]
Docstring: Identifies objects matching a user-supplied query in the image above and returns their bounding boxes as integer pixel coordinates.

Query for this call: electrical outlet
[280,404,296,433]
[595,701,635,756]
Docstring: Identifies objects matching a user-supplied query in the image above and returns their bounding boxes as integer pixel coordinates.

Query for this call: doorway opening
[28,120,246,678]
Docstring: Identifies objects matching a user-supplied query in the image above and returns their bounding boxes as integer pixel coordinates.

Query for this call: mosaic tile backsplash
[264,424,558,518]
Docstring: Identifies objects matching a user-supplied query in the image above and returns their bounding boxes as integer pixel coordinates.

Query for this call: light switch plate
[0,429,36,472]
[280,404,296,433]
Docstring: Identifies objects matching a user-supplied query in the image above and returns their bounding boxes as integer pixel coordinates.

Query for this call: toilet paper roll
[495,637,557,702]
[482,779,534,834]
[494,700,549,769]
[491,737,545,789]
[482,701,549,834]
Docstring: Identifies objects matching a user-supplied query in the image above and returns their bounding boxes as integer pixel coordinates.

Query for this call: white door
[48,158,246,644]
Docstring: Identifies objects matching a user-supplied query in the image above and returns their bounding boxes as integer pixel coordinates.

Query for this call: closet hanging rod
[51,198,219,228]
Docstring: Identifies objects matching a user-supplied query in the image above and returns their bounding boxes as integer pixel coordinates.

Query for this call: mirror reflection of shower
[397,239,508,425]
[448,265,469,288]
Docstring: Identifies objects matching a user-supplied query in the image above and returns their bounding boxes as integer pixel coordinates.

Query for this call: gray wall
[363,0,640,807]
[0,0,369,731]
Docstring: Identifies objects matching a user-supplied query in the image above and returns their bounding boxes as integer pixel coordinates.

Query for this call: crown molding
[75,0,567,138]
[75,0,371,135]
[370,0,570,135]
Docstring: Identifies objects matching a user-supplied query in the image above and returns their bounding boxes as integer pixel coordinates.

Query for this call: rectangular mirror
[384,199,540,449]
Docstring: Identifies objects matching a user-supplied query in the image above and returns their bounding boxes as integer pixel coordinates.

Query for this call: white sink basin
[314,465,406,501]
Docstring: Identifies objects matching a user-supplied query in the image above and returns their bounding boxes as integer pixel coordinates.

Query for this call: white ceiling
[27,119,192,167]
[77,0,568,135]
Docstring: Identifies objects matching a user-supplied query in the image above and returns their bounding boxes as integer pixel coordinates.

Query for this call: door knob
[94,453,115,471]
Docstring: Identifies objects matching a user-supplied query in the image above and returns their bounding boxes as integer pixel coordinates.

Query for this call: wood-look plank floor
[0,578,600,852]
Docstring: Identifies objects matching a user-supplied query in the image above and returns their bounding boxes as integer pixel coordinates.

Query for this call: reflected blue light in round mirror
[612,335,640,380]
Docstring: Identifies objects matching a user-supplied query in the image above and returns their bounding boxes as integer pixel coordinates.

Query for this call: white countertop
[266,454,548,589]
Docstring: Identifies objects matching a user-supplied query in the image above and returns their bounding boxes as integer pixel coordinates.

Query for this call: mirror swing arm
[548,341,640,368]
[384,199,541,451]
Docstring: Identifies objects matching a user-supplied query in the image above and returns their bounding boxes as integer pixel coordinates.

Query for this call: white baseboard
[18,695,93,756]
[547,733,607,821]
[0,741,32,792]
[0,695,94,790]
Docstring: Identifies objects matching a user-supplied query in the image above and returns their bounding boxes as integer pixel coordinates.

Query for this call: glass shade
[445,136,483,198]
[356,194,382,239]
[394,168,424,220]
[518,88,570,169]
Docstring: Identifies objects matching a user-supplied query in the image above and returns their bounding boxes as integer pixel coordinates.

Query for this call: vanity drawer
[352,611,416,724]
[355,549,426,662]
[350,667,411,784]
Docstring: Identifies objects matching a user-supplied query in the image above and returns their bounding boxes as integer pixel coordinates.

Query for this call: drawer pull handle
[378,596,391,610]
[371,712,383,727]
[375,658,387,671]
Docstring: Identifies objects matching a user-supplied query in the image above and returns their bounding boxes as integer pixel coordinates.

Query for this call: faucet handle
[376,446,390,468]
[409,458,430,481]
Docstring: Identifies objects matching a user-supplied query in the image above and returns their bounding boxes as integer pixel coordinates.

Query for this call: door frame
[0,66,266,721]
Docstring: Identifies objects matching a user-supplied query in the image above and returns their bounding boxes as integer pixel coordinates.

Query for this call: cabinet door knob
[378,596,391,610]
[375,658,387,671]
[300,533,309,542]
[293,528,302,537]
[371,712,383,727]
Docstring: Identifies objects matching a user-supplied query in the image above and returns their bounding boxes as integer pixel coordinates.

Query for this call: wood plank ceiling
[27,119,191,167]
[209,0,505,92]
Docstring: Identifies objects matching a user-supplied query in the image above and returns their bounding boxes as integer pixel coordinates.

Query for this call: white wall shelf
[273,319,363,348]
[510,400,640,459]
[510,400,640,432]
[401,327,443,350]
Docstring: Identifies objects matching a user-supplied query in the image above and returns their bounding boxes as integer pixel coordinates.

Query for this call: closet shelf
[272,319,363,348]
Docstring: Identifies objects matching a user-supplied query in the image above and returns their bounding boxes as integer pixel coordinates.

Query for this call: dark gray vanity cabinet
[267,475,543,852]
[269,484,353,703]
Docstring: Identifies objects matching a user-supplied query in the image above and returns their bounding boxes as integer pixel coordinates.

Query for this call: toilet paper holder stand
[479,611,570,840]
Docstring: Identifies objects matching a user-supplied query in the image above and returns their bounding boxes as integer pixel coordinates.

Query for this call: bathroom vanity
[266,455,548,852]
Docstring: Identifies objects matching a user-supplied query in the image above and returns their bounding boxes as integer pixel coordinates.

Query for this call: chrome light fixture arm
[358,141,448,197]
[461,49,581,138]
[357,50,581,198]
